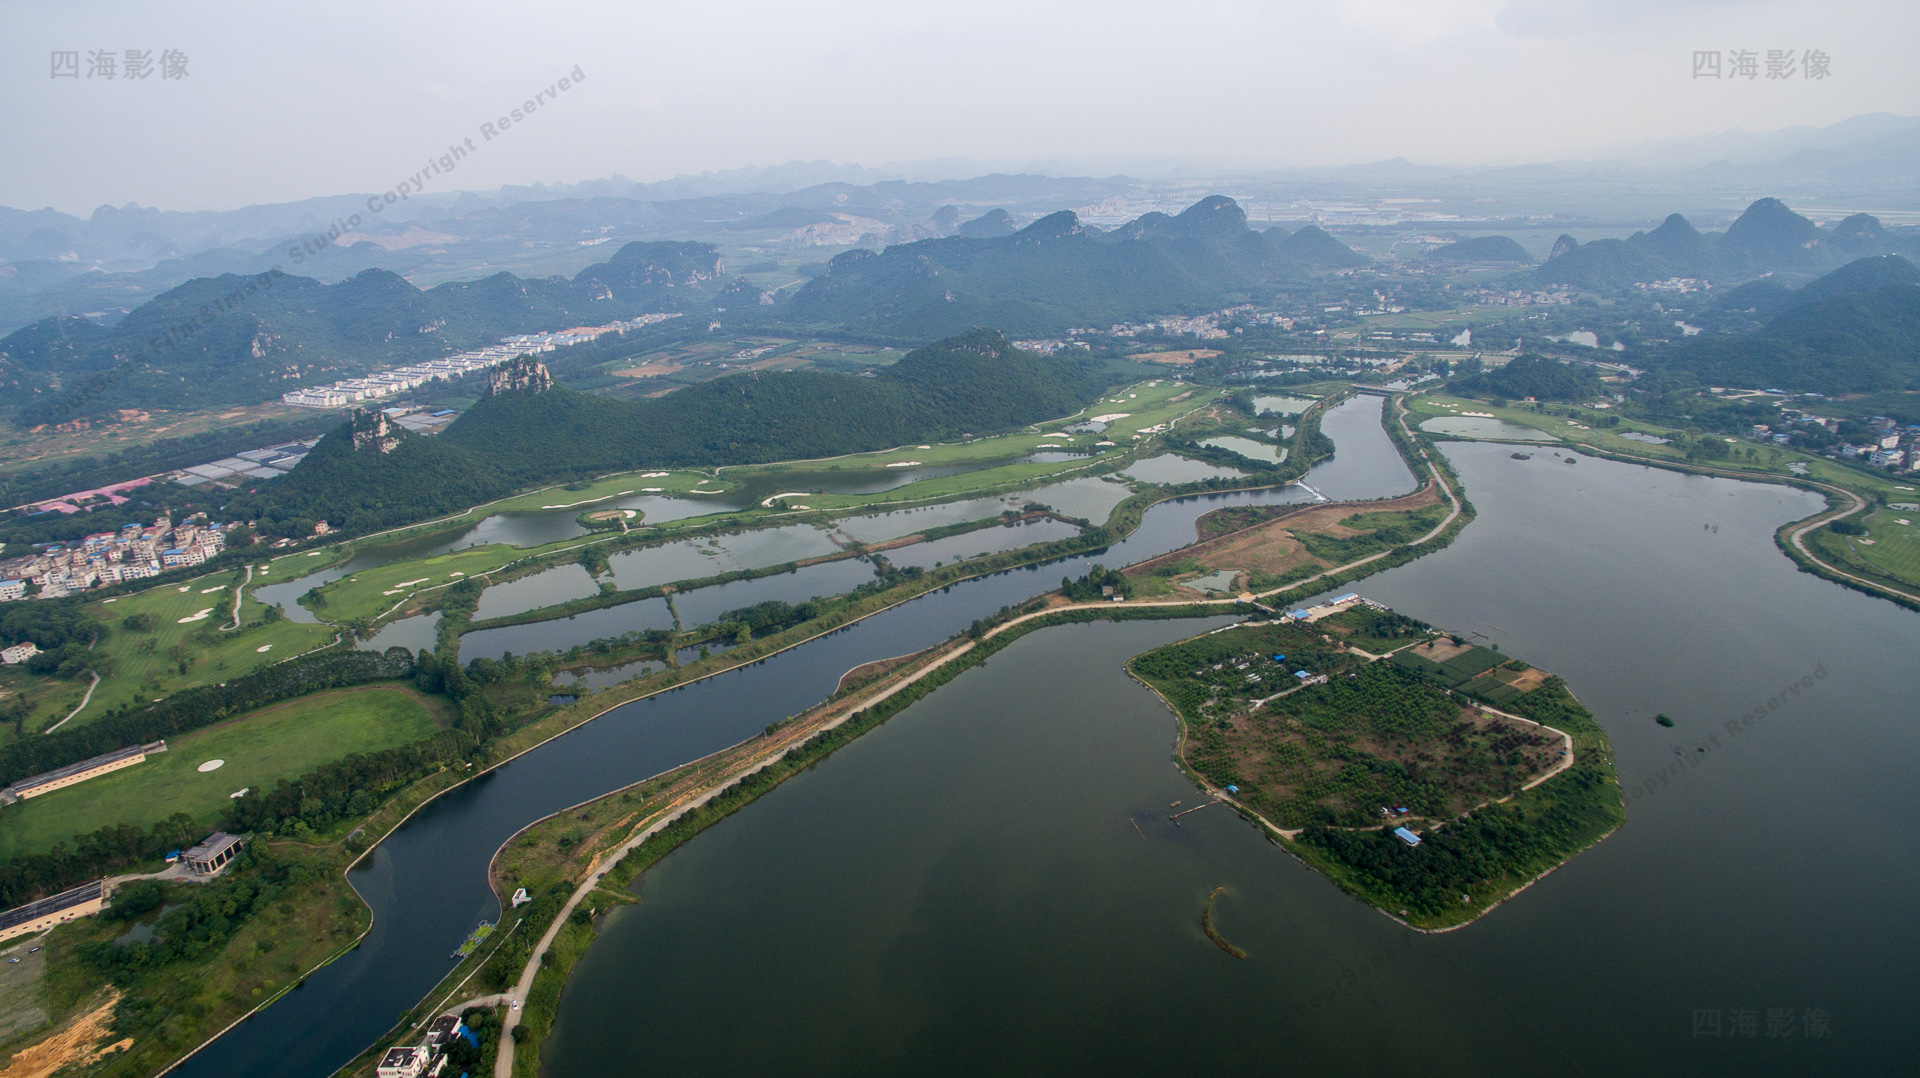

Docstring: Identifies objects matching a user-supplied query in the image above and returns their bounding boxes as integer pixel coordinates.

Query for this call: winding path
[219,565,252,631]
[1782,482,1920,604]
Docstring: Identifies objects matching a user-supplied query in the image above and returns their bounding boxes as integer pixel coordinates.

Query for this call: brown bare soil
[613,362,684,379]
[835,650,926,695]
[0,992,131,1078]
[1131,483,1441,594]
[1406,637,1473,664]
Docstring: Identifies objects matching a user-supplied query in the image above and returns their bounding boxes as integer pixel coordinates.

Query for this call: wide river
[539,440,1920,1077]
[175,397,1407,1078]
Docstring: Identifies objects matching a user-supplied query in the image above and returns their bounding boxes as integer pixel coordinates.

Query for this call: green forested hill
[1642,255,1920,392]
[0,241,725,421]
[1536,200,1920,290]
[779,211,1223,338]
[244,329,1105,536]
[1452,355,1599,401]
[776,197,1327,339]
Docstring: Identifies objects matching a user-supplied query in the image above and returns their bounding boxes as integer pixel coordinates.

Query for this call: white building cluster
[0,514,228,600]
[1463,288,1573,307]
[280,314,684,409]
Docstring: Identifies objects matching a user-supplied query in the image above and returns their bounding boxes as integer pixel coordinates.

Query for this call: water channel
[543,440,1920,1077]
[171,396,1416,1078]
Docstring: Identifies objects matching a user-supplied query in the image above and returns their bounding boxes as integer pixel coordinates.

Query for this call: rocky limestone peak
[349,409,406,454]
[486,355,555,396]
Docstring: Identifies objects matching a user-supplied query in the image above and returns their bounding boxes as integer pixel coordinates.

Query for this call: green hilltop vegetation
[243,328,1105,535]
[1638,253,1920,392]
[0,240,728,421]
[1425,235,1534,264]
[1452,354,1601,402]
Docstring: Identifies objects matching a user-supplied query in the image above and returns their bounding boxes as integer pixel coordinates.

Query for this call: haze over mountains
[6,188,1920,424]
[2,112,1915,338]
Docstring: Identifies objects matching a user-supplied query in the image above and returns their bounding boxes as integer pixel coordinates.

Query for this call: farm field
[0,684,446,859]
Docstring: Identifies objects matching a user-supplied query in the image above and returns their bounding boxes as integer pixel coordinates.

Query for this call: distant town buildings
[0,513,227,601]
[279,313,683,409]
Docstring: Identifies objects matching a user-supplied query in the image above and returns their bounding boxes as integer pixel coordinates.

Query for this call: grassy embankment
[0,685,446,860]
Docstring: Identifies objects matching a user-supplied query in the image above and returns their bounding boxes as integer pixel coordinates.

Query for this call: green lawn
[483,469,715,513]
[1848,507,1920,587]
[0,685,446,859]
[67,573,337,730]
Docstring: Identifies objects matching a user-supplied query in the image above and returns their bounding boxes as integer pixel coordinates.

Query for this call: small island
[1128,601,1622,931]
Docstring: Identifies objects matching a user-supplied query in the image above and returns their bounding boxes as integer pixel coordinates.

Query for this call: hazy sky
[3,0,1916,214]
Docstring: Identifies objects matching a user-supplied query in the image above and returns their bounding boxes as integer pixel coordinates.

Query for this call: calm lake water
[1252,394,1316,415]
[1122,453,1244,484]
[164,397,1442,1078]
[540,441,1919,1077]
[1201,435,1287,463]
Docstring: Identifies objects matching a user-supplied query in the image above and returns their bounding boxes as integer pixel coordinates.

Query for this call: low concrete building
[376,1045,435,1078]
[0,641,36,663]
[0,741,167,805]
[182,832,245,875]
[0,880,106,943]
[423,1015,462,1051]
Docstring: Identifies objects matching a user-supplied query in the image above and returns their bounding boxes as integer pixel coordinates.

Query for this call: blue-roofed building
[1394,826,1421,846]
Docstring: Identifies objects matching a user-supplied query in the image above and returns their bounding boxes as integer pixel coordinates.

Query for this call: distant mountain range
[1,195,1374,419]
[778,196,1367,339]
[0,241,727,421]
[1534,198,1920,290]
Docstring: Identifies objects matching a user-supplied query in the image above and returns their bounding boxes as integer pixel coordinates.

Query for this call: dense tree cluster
[1452,354,1601,402]
[79,846,313,982]
[223,729,478,839]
